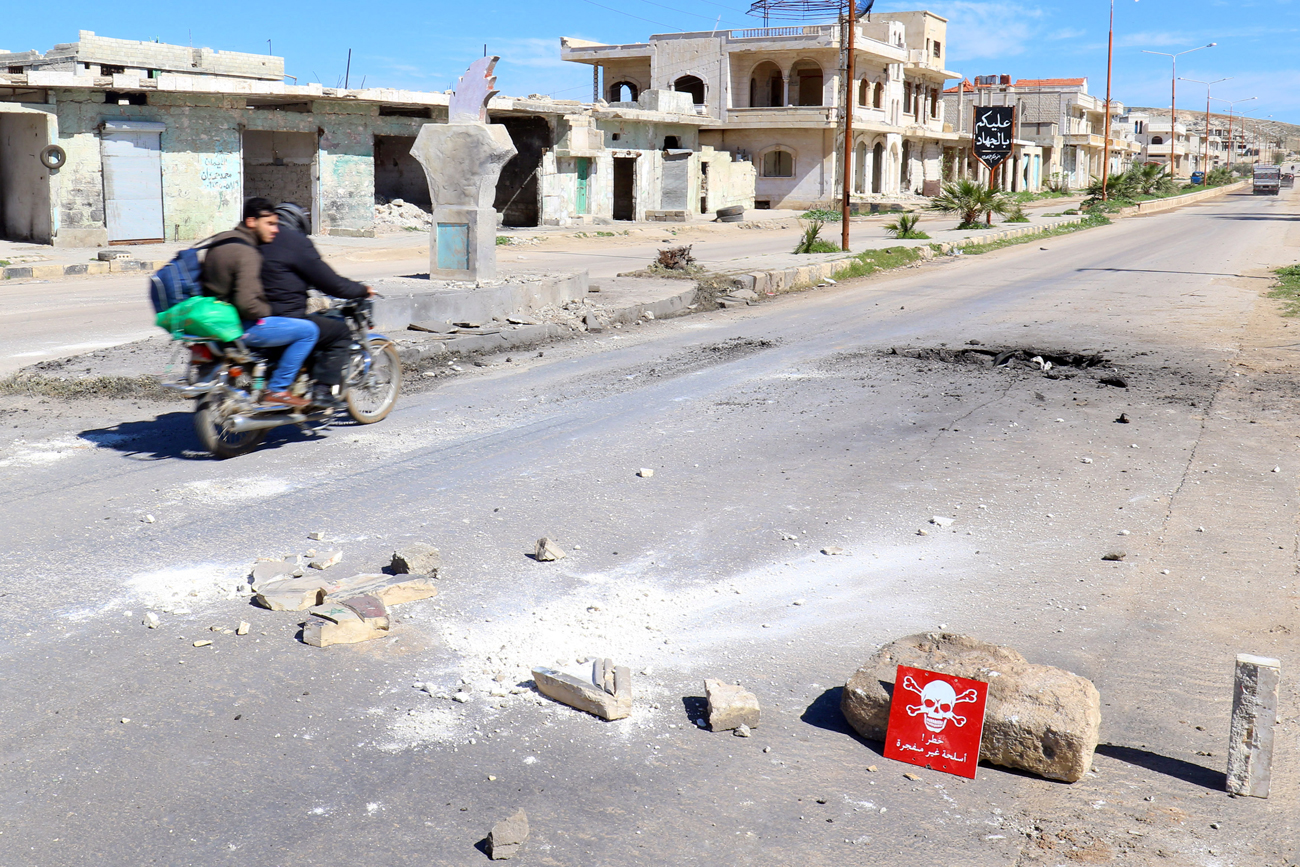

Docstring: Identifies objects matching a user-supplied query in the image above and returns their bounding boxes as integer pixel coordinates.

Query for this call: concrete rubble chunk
[144,612,160,629]
[1227,653,1280,798]
[637,468,654,478]
[390,543,442,576]
[930,516,955,528]
[532,658,632,720]
[250,560,300,583]
[254,575,344,611]
[308,531,326,541]
[236,621,250,636]
[706,679,761,731]
[486,808,529,860]
[303,595,390,648]
[309,550,343,570]
[326,573,439,607]
[534,537,567,562]
[841,632,1102,783]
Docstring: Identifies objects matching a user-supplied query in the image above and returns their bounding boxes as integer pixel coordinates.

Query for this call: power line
[575,0,685,30]
[632,0,744,27]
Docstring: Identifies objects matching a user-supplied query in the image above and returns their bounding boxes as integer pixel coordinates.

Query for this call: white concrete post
[1227,653,1280,798]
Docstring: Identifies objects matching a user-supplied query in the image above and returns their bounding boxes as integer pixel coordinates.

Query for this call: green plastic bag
[156,296,244,342]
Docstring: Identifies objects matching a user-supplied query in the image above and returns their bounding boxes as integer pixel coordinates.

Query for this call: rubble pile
[373,199,433,234]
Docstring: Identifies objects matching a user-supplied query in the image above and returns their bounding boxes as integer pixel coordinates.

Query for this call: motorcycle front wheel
[345,340,402,424]
[194,396,266,459]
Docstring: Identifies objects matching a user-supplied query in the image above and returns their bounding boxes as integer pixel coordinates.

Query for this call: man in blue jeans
[201,197,318,408]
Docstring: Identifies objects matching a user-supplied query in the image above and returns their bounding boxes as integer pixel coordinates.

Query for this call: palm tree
[1133,163,1171,195]
[928,179,1011,229]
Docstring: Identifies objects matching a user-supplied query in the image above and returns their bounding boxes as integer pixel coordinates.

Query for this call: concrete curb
[1117,180,1250,217]
[1,258,169,281]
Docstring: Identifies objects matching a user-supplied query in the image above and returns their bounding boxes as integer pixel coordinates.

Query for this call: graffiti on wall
[199,155,240,193]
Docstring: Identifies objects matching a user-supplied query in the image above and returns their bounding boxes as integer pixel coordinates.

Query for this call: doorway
[661,152,691,211]
[492,115,551,227]
[613,157,636,221]
[101,121,166,244]
[243,130,316,220]
[575,157,591,215]
[872,142,884,194]
[0,113,53,243]
[374,135,429,208]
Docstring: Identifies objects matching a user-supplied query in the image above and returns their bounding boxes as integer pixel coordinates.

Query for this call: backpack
[148,234,251,314]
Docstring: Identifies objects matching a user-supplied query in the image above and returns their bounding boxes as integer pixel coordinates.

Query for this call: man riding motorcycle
[260,202,375,409]
[202,197,317,408]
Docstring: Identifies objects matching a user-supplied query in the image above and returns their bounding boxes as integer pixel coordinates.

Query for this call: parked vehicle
[1253,165,1282,195]
[1282,173,1295,190]
[1190,171,1205,186]
[163,297,401,458]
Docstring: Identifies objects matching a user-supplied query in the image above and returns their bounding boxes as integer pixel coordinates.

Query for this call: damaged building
[0,31,754,247]
[562,10,962,210]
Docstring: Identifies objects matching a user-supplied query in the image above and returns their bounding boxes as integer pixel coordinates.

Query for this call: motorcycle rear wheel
[194,397,266,459]
[345,341,402,424]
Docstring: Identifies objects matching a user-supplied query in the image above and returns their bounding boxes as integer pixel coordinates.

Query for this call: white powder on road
[126,563,249,613]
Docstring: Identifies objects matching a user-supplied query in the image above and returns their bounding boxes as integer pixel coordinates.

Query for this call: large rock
[841,633,1101,783]
[487,808,529,860]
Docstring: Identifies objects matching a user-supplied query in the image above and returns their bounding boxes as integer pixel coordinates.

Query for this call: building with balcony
[562,10,963,210]
[1124,113,1204,177]
[943,76,1139,190]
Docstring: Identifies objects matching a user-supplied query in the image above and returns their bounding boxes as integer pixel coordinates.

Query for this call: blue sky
[5,0,1298,123]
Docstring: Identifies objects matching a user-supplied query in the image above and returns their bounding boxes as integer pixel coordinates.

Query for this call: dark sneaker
[310,386,345,409]
[261,390,311,408]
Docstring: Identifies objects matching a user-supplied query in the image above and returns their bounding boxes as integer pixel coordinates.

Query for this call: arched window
[749,61,783,107]
[762,149,794,178]
[858,79,869,106]
[854,141,867,193]
[873,81,884,109]
[608,81,639,103]
[673,75,706,106]
[903,83,913,115]
[1151,136,1164,145]
[930,88,939,118]
[664,135,682,149]
[789,60,823,107]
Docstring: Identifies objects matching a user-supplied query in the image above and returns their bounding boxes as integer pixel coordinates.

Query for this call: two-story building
[562,10,963,211]
[944,76,1139,190]
[1123,112,1203,178]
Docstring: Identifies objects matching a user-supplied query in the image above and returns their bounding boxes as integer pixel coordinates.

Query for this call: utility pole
[841,0,857,251]
[1181,77,1229,178]
[1143,44,1215,176]
[1101,0,1115,200]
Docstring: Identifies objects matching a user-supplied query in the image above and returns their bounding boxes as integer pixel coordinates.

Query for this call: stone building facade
[562,10,962,210]
[0,32,754,247]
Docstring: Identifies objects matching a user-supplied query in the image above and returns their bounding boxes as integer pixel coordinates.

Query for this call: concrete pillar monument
[410,57,518,282]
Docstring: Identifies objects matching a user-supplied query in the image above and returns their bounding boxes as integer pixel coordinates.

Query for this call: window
[100,64,126,76]
[858,79,869,106]
[873,82,884,109]
[934,41,942,58]
[930,88,939,119]
[762,150,794,178]
[664,135,682,149]
[608,81,639,102]
[7,66,23,74]
[673,75,705,106]
[104,91,147,106]
[1151,136,1164,145]
[904,83,913,115]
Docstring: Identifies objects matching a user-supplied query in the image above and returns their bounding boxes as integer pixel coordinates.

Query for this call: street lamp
[1212,96,1256,169]
[1142,43,1216,175]
[1180,76,1229,177]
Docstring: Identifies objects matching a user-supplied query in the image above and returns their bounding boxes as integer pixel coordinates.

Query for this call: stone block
[390,543,441,576]
[303,595,390,647]
[487,808,529,860]
[326,573,439,607]
[250,559,299,583]
[254,575,344,611]
[308,550,343,570]
[532,658,632,720]
[1227,653,1280,798]
[841,632,1101,782]
[705,679,760,731]
[534,538,566,562]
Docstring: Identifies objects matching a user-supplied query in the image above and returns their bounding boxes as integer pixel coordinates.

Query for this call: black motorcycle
[164,298,401,458]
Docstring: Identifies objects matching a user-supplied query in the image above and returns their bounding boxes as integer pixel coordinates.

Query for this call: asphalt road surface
[2,188,1299,866]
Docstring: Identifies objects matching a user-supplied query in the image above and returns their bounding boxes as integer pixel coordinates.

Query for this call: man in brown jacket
[202,197,318,408]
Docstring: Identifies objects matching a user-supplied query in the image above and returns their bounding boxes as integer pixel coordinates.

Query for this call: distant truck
[1254,165,1281,195]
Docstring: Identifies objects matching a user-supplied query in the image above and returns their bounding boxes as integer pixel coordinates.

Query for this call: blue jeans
[242,317,320,392]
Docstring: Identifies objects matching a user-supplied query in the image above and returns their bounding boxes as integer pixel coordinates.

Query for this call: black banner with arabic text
[972,106,1015,172]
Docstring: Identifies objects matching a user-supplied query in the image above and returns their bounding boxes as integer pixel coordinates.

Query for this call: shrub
[884,213,930,239]
[794,220,840,254]
[928,180,1011,228]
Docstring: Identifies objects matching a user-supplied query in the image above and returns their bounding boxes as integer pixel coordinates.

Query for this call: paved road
[1,189,1298,866]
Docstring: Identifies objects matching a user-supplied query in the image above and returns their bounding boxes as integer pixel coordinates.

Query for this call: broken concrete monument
[841,632,1101,783]
[486,808,530,860]
[705,679,761,731]
[326,572,439,607]
[411,57,517,282]
[1227,653,1280,798]
[532,658,632,720]
[534,537,566,562]
[303,595,391,647]
[390,542,441,576]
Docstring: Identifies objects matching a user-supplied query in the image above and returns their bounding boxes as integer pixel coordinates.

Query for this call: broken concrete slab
[309,550,343,570]
[486,808,529,860]
[390,543,441,576]
[1227,653,1280,798]
[408,320,457,334]
[303,595,390,648]
[254,575,345,611]
[841,632,1102,783]
[325,573,439,607]
[705,679,761,731]
[250,559,301,583]
[637,468,654,478]
[532,658,632,720]
[534,537,566,562]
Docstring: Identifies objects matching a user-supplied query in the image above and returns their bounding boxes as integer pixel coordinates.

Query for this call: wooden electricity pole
[841,0,857,251]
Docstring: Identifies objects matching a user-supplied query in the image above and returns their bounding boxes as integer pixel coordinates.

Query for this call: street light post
[1180,76,1229,177]
[1101,0,1116,200]
[1212,96,1257,170]
[1142,43,1215,176]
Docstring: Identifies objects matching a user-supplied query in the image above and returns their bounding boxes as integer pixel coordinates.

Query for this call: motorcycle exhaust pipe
[227,413,308,434]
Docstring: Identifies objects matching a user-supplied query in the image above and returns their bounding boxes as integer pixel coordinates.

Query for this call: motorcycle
[163,297,401,458]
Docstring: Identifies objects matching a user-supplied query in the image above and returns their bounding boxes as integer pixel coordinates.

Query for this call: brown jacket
[201,225,270,322]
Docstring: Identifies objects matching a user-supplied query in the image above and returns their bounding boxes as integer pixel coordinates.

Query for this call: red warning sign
[883,665,989,780]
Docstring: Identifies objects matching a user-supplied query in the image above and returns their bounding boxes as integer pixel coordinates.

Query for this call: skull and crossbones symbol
[902,674,980,733]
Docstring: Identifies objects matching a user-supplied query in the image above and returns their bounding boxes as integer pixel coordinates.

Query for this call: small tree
[928,179,1011,229]
[884,213,930,239]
